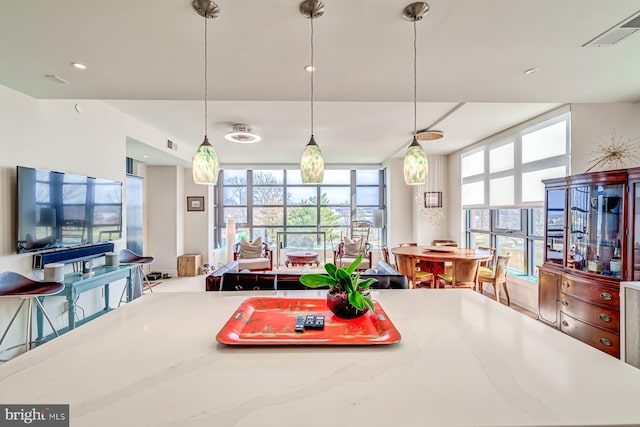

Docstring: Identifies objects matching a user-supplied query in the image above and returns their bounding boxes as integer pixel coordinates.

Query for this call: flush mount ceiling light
[224,124,262,144]
[299,0,325,185]
[71,62,87,70]
[402,2,430,186]
[191,0,220,186]
[416,129,444,141]
[523,67,540,75]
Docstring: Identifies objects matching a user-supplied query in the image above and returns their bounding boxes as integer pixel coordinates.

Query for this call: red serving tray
[216,297,401,345]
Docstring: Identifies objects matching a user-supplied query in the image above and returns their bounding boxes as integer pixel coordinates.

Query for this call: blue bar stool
[0,271,65,359]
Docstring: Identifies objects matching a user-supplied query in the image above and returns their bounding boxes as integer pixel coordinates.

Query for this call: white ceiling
[1,0,639,166]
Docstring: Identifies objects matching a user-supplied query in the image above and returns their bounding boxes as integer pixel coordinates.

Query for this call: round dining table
[390,246,493,288]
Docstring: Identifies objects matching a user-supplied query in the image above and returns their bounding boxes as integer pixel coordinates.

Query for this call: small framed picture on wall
[187,196,205,212]
[424,192,442,208]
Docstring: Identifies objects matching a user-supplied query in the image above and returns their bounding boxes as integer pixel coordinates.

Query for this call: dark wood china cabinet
[538,168,640,358]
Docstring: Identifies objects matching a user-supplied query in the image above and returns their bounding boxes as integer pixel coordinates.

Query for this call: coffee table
[285,251,320,267]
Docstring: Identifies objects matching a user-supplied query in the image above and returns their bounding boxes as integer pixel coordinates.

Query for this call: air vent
[583,10,640,47]
[167,139,178,151]
[44,74,70,84]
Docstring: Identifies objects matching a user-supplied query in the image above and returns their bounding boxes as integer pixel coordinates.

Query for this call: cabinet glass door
[545,189,565,265]
[568,184,624,277]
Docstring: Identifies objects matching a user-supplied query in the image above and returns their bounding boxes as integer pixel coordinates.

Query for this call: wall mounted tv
[17,166,123,253]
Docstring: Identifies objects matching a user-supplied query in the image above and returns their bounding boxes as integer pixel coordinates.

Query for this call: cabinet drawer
[559,294,619,332]
[560,313,620,358]
[559,277,619,308]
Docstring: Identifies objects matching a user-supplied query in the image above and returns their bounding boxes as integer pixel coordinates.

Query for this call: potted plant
[300,254,377,319]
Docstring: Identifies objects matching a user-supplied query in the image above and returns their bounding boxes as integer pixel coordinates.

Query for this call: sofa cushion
[205,261,239,291]
[239,237,263,259]
[376,260,401,275]
[343,236,364,257]
[339,255,370,270]
[238,258,270,271]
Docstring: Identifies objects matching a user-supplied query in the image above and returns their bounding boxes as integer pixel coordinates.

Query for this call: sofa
[205,260,408,291]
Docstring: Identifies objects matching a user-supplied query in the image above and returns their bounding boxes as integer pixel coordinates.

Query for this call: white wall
[0,84,190,358]
[146,166,183,276]
[182,168,210,266]
[414,155,453,245]
[570,103,640,174]
[447,152,464,245]
[384,158,413,249]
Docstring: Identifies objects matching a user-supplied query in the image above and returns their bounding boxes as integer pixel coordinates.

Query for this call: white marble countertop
[1,290,640,427]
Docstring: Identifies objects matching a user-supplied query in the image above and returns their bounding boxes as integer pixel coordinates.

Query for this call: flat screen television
[17,166,123,253]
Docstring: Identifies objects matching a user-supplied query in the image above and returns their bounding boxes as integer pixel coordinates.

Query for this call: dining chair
[478,247,496,276]
[399,242,418,247]
[381,245,391,265]
[478,252,512,305]
[393,253,433,289]
[436,259,480,289]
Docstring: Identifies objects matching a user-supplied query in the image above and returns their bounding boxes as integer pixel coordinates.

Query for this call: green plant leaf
[335,268,353,293]
[300,274,337,288]
[324,263,337,279]
[346,253,364,275]
[348,290,365,310]
[357,278,377,290]
[362,295,375,312]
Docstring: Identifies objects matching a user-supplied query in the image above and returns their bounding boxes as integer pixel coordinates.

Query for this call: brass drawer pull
[562,320,569,327]
[599,337,612,346]
[561,300,568,306]
[599,313,611,322]
[600,292,613,301]
[562,282,570,288]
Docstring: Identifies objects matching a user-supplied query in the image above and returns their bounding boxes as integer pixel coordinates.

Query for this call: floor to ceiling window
[462,107,570,279]
[213,169,386,251]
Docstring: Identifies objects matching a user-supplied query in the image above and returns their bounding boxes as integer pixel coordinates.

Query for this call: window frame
[214,169,387,250]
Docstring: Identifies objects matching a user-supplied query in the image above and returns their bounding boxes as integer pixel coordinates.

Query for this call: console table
[36,264,136,340]
[276,231,326,268]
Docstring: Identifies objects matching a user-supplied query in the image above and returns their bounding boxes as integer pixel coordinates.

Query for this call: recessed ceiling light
[225,124,262,144]
[304,64,315,72]
[71,62,87,70]
[523,67,539,75]
[143,155,148,158]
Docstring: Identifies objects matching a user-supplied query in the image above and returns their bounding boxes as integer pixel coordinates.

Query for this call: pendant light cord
[413,19,417,137]
[310,15,314,136]
[204,16,208,138]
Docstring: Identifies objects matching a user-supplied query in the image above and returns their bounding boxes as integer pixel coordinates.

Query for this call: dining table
[2,290,640,427]
[391,245,493,288]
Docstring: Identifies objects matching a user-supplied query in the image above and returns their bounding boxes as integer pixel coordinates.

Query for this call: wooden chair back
[381,245,390,264]
[451,259,480,288]
[351,220,371,242]
[494,252,512,282]
[399,242,418,247]
[479,247,496,269]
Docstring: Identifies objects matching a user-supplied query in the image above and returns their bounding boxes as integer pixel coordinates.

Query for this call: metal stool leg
[25,299,33,351]
[34,298,59,339]
[140,265,153,293]
[0,300,26,350]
